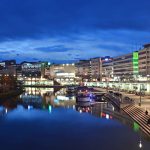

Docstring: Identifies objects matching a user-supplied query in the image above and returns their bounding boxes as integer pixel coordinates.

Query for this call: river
[0,87,149,150]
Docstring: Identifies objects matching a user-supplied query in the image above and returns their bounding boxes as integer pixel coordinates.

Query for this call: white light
[73,105,75,110]
[106,114,109,119]
[5,108,8,114]
[112,106,115,111]
[139,141,142,149]
[28,105,33,110]
[28,105,30,110]
[49,105,52,113]
[57,95,69,101]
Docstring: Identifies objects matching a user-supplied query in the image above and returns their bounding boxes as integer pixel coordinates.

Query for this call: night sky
[0,0,150,63]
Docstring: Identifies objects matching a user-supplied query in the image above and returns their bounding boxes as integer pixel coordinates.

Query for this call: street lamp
[35,74,37,85]
[29,74,32,85]
[147,74,150,82]
[139,84,143,106]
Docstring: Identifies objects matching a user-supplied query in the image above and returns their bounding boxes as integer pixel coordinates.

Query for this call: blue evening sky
[0,0,150,63]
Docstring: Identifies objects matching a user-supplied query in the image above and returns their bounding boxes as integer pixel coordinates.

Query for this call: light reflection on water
[0,87,150,150]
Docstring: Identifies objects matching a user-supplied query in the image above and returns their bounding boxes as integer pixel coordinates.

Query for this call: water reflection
[0,88,116,117]
[20,87,76,110]
[0,87,147,126]
[0,87,150,150]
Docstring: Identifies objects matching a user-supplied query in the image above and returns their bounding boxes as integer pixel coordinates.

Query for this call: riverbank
[93,87,150,137]
[0,88,24,100]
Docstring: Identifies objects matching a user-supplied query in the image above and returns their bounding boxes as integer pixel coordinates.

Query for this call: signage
[133,52,139,75]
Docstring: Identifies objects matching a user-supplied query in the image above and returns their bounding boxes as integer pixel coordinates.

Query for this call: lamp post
[147,74,150,82]
[29,74,32,86]
[139,84,142,106]
[35,74,37,86]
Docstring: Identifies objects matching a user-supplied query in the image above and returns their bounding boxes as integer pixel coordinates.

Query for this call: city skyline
[0,0,150,63]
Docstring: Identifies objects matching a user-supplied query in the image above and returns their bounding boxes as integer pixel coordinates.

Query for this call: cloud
[0,51,10,55]
[35,45,71,53]
[0,0,149,41]
[0,0,150,62]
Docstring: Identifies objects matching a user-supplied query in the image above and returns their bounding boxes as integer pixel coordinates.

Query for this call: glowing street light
[138,140,142,149]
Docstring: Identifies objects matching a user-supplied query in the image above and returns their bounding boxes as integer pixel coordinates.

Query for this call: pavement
[93,87,150,137]
[93,87,150,113]
[115,91,150,113]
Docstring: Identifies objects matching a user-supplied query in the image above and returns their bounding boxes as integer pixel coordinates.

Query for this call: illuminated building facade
[113,44,150,81]
[113,53,133,81]
[138,44,150,77]
[45,63,76,85]
[90,57,101,81]
[75,60,91,82]
[21,61,47,77]
[101,56,113,81]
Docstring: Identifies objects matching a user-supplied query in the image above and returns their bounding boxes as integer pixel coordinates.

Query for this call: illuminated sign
[56,73,75,77]
[101,56,113,62]
[133,52,139,75]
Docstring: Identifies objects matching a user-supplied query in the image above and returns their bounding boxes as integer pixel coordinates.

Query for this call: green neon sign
[133,52,139,75]
[133,52,139,59]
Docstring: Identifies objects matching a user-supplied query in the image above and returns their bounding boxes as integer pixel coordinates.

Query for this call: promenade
[93,87,150,136]
[93,87,150,112]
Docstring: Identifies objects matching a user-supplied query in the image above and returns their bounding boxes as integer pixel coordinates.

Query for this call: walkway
[93,87,150,136]
[94,87,150,112]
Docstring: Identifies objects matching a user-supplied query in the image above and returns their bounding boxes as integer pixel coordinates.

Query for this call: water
[0,87,150,150]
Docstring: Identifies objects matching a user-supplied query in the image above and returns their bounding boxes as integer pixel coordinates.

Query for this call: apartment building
[90,57,101,81]
[101,56,113,81]
[75,60,91,81]
[138,44,150,76]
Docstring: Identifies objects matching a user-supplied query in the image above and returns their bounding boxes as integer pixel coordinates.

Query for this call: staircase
[123,105,150,136]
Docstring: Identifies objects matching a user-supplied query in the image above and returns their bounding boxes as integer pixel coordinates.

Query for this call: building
[19,61,53,86]
[0,60,17,76]
[101,56,113,81]
[45,63,76,85]
[138,44,150,77]
[112,44,150,81]
[75,60,91,82]
[21,61,47,77]
[90,57,101,81]
[113,53,133,81]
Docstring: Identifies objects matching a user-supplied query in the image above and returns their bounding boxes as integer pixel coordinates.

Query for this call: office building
[75,60,91,82]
